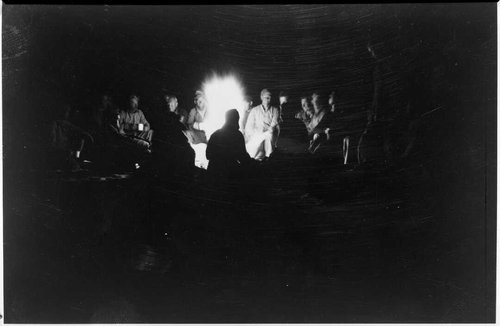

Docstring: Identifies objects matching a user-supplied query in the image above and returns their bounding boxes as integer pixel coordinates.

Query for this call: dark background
[2,4,497,323]
[3,5,496,133]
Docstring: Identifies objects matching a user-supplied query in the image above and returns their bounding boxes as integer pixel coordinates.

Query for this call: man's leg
[308,133,324,154]
[137,130,154,143]
[274,125,280,148]
[246,134,265,159]
[263,132,275,158]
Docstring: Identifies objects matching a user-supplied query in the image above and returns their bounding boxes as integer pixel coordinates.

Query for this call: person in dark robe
[151,96,195,178]
[206,109,252,179]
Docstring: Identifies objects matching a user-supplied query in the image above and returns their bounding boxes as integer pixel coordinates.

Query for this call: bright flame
[189,74,245,169]
[202,74,245,139]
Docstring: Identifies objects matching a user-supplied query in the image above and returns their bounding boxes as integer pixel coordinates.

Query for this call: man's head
[225,109,240,129]
[129,95,139,111]
[328,91,336,112]
[311,92,323,112]
[279,91,289,105]
[243,95,253,111]
[194,90,206,110]
[166,95,178,112]
[260,89,272,108]
[300,95,310,112]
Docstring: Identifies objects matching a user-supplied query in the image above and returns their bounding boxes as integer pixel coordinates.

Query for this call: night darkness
[2,4,497,323]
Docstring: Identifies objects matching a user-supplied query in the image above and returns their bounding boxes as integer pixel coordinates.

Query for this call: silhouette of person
[206,109,252,179]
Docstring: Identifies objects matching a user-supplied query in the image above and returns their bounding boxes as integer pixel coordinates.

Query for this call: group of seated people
[50,83,410,176]
[50,93,189,172]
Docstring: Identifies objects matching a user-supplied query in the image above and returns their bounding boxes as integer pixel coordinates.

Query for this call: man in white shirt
[244,89,280,161]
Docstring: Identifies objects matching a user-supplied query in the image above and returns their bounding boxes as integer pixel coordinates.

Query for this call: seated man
[118,94,153,150]
[295,94,314,135]
[206,109,252,179]
[185,90,209,144]
[326,90,350,164]
[296,96,311,119]
[185,90,210,168]
[244,88,280,161]
[88,97,151,172]
[307,92,334,154]
[166,94,188,127]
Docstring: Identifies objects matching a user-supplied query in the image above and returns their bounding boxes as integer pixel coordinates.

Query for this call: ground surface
[4,139,493,323]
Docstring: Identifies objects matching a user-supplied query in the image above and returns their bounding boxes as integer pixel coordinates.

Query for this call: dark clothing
[87,103,121,146]
[88,108,152,171]
[51,120,91,152]
[49,118,93,171]
[119,108,153,144]
[279,103,308,141]
[206,124,251,178]
[306,110,336,154]
[308,109,334,137]
[153,111,190,153]
[151,111,195,178]
[175,108,189,127]
[278,102,291,124]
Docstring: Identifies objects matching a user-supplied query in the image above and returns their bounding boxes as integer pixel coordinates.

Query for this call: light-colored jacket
[244,104,279,138]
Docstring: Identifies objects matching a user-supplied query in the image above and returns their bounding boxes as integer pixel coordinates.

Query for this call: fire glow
[201,74,246,139]
[190,74,246,169]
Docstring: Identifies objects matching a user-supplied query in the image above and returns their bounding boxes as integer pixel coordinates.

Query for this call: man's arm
[140,110,151,130]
